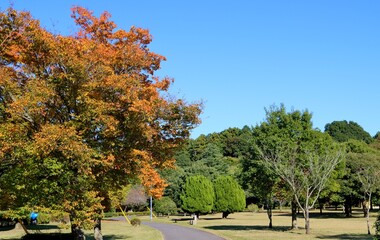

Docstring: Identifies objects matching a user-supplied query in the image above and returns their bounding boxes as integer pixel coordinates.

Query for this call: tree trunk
[305,207,310,234]
[319,198,324,215]
[71,224,85,240]
[222,212,229,218]
[17,220,29,235]
[291,199,298,229]
[70,213,86,240]
[366,207,371,235]
[345,196,352,217]
[366,195,371,235]
[266,201,273,228]
[94,219,103,240]
[363,200,368,218]
[303,193,311,235]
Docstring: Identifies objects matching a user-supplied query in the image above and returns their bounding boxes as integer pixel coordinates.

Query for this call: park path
[143,221,225,240]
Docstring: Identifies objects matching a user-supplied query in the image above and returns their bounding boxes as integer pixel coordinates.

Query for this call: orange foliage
[0,6,201,225]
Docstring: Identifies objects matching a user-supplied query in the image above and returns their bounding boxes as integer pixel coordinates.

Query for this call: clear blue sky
[2,0,379,138]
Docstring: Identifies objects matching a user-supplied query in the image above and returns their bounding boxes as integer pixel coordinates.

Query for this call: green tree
[153,197,177,217]
[325,120,373,144]
[256,105,344,234]
[347,142,380,235]
[340,140,370,217]
[213,176,245,218]
[374,132,380,140]
[240,142,281,228]
[180,175,214,222]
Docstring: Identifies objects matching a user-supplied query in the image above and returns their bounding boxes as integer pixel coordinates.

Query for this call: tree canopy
[325,120,373,144]
[0,6,201,228]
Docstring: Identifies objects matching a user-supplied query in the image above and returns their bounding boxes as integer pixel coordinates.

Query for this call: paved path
[143,222,225,240]
[109,216,224,240]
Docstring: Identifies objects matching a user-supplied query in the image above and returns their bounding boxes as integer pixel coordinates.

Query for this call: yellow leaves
[161,158,176,169]
[32,124,93,167]
[0,123,28,159]
[8,77,54,120]
[62,190,104,229]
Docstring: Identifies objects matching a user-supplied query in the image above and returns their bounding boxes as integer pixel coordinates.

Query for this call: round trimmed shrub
[154,197,177,217]
[130,217,141,226]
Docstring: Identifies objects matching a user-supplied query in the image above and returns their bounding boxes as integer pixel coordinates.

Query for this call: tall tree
[255,105,344,234]
[213,176,245,218]
[340,140,370,217]
[240,142,280,228]
[347,141,380,235]
[0,6,201,236]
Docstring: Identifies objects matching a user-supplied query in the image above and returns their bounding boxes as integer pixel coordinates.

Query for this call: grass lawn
[0,216,163,240]
[0,210,378,239]
[156,209,378,240]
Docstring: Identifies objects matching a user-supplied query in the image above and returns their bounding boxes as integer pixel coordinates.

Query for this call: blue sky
[1,1,379,138]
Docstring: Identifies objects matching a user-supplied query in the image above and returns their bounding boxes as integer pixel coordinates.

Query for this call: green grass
[0,216,162,240]
[156,209,378,240]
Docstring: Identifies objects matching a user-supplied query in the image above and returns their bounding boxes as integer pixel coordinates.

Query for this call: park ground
[0,209,377,240]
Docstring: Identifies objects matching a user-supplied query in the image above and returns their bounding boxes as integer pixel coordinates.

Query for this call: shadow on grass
[200,218,222,221]
[275,212,362,219]
[22,233,72,240]
[20,233,133,240]
[27,224,60,230]
[204,225,290,232]
[0,224,60,232]
[205,225,373,239]
[0,225,15,231]
[171,217,193,223]
[316,233,373,239]
[103,235,132,239]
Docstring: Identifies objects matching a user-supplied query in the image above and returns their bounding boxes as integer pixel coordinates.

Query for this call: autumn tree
[0,6,201,237]
[255,105,344,234]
